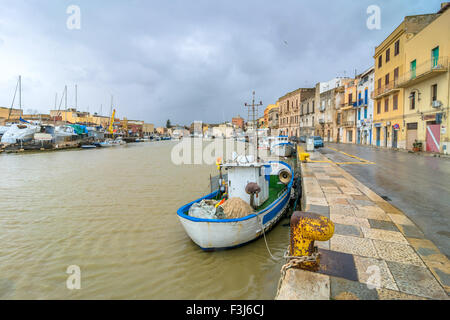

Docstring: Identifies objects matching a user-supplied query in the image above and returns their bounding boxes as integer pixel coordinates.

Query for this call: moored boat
[177,156,294,250]
[270,136,294,157]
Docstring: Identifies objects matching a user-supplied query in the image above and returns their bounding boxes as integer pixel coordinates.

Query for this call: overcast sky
[0,0,443,126]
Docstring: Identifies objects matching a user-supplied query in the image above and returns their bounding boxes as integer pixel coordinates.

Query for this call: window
[386,48,390,62]
[358,109,361,120]
[348,93,353,105]
[364,107,367,118]
[410,92,416,110]
[431,84,438,102]
[385,73,390,85]
[394,40,400,56]
[411,60,417,79]
[393,94,398,110]
[378,78,382,90]
[394,67,399,82]
[312,101,315,113]
[377,101,381,114]
[378,55,382,68]
[287,100,289,111]
[384,98,389,112]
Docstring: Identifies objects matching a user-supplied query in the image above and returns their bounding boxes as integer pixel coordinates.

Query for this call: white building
[355,67,375,145]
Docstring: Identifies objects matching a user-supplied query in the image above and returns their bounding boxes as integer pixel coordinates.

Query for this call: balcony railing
[374,80,400,98]
[342,120,355,127]
[397,56,448,87]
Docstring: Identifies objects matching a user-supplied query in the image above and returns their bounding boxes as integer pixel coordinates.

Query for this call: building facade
[315,78,351,142]
[299,93,316,137]
[355,67,375,145]
[268,104,279,136]
[279,88,315,137]
[372,13,437,149]
[398,4,450,153]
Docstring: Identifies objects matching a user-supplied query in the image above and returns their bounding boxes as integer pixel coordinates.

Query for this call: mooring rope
[256,215,281,261]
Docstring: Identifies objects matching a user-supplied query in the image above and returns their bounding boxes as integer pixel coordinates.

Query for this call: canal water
[0,140,290,299]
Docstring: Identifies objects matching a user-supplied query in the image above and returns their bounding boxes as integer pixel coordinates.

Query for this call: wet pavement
[318,142,450,259]
[276,149,449,299]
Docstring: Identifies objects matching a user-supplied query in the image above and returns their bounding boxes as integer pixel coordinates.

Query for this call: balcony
[374,80,400,99]
[397,56,448,88]
[342,120,355,127]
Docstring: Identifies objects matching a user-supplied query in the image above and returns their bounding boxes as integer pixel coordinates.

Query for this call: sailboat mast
[64,85,68,123]
[19,75,22,110]
[75,84,78,109]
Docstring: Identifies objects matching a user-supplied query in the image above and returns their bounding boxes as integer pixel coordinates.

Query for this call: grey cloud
[0,0,444,126]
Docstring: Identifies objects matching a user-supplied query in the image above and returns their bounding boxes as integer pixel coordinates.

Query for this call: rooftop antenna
[244,91,263,161]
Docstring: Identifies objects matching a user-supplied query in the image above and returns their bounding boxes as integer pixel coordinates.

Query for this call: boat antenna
[244,91,262,162]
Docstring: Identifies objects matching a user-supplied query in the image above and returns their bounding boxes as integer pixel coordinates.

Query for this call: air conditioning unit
[432,100,442,108]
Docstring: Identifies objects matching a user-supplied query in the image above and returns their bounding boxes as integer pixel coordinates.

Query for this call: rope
[256,215,280,261]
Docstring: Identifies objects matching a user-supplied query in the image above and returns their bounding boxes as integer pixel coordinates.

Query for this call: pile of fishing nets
[188,197,254,220]
[221,197,254,219]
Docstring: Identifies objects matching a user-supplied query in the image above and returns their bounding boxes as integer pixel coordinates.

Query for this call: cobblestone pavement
[276,149,449,300]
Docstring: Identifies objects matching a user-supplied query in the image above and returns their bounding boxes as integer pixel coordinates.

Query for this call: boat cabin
[223,160,269,208]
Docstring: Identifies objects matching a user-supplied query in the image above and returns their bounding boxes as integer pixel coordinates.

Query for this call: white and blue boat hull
[177,161,293,250]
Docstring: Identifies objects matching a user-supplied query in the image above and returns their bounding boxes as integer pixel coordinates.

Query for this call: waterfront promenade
[276,149,449,300]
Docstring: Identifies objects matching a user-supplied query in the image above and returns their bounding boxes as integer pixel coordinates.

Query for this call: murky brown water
[0,140,290,299]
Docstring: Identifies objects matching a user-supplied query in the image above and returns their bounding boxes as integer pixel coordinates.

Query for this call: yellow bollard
[289,211,334,270]
[299,152,310,162]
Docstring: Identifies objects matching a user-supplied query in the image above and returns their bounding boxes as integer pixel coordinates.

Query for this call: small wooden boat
[177,158,294,250]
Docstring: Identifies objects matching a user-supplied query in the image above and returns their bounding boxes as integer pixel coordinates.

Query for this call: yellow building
[372,12,438,149]
[264,104,277,127]
[398,4,450,153]
[0,107,23,124]
[49,108,111,127]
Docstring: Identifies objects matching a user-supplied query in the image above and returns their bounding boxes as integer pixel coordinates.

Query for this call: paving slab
[277,150,448,300]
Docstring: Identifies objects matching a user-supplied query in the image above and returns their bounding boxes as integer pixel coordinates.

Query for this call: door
[384,127,388,147]
[432,46,439,68]
[426,124,441,152]
[376,127,380,146]
[392,129,398,148]
[406,123,418,150]
[357,130,361,144]
[327,130,330,142]
[411,60,417,79]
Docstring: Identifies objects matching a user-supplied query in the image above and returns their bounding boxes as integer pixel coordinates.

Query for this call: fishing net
[221,197,254,219]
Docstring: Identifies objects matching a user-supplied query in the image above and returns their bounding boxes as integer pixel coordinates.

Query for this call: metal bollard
[289,211,334,270]
[299,152,310,162]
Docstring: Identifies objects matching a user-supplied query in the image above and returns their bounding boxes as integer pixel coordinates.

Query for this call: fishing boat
[99,140,114,147]
[270,136,294,157]
[81,144,97,149]
[177,155,294,250]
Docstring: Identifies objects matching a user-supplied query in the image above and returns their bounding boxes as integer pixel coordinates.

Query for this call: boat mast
[244,91,262,161]
[19,75,22,111]
[7,76,20,121]
[64,85,68,123]
[75,84,78,110]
